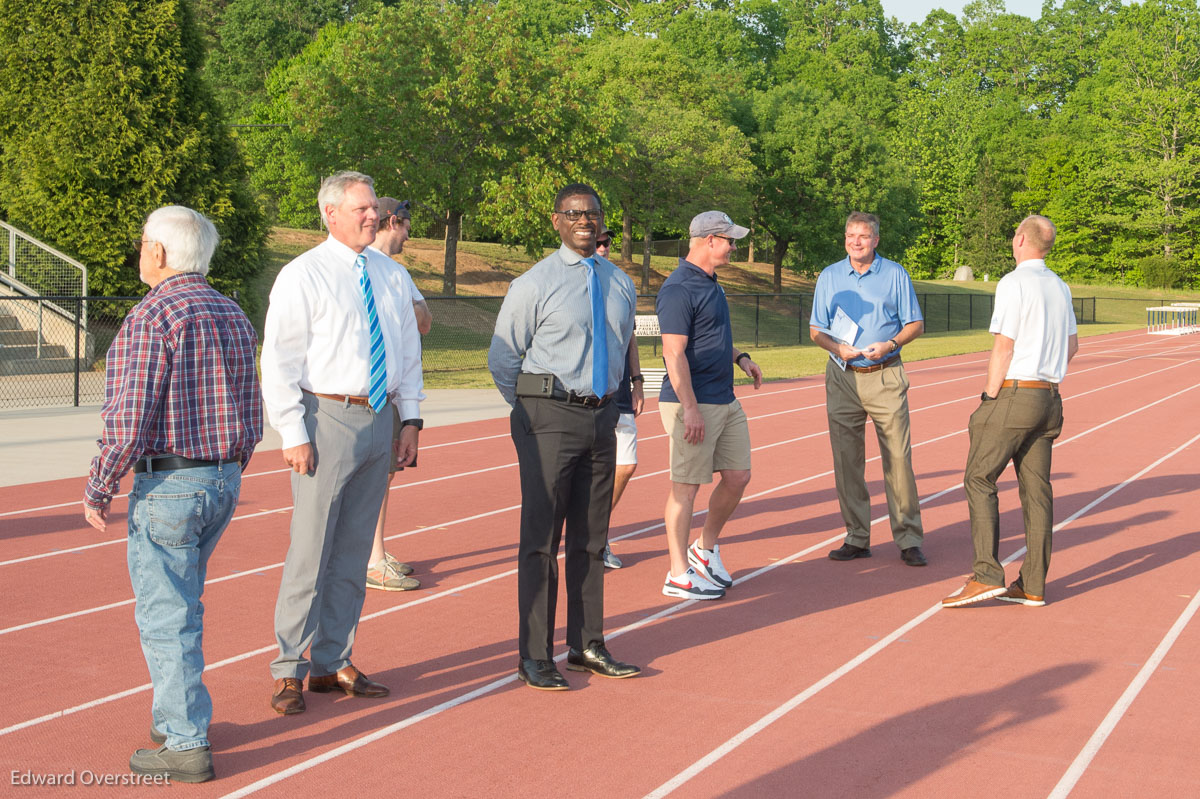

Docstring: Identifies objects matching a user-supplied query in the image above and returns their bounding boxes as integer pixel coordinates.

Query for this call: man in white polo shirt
[943,215,1078,608]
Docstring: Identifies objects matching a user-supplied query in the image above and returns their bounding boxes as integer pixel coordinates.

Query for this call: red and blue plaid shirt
[85,273,263,510]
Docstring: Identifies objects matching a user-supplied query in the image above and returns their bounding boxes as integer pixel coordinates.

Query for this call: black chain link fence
[0,292,1123,409]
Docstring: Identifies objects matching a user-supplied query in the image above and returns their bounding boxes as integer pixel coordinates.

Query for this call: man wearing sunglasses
[489,183,641,690]
[363,197,432,592]
[594,226,642,570]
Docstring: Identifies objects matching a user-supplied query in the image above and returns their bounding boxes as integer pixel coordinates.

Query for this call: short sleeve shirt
[656,259,734,405]
[809,254,923,369]
[990,259,1077,383]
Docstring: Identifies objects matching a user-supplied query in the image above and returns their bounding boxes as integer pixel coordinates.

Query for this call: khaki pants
[825,359,924,549]
[963,386,1063,595]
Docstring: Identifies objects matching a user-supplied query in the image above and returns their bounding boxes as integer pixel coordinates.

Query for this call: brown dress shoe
[941,578,1006,608]
[308,664,390,698]
[271,678,305,715]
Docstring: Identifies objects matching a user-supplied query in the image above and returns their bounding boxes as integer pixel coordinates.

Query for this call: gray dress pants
[270,392,392,680]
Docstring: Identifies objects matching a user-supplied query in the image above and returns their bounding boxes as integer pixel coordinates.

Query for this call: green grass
[254,228,1200,388]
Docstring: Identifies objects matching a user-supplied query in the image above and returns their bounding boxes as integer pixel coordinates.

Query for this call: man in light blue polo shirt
[810,211,927,567]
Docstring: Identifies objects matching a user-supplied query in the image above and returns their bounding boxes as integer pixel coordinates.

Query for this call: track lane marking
[2,367,1191,759]
[644,429,1200,798]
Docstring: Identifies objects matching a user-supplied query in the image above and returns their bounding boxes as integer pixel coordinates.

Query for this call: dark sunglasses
[595,238,612,247]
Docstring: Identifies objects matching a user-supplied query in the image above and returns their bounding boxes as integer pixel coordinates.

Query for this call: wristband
[401,418,424,430]
[735,352,751,367]
[630,375,644,383]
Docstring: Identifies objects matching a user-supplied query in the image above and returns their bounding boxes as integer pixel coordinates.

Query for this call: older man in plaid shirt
[84,206,262,783]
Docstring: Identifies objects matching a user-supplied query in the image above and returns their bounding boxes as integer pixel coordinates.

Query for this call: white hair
[143,206,219,276]
[318,170,375,227]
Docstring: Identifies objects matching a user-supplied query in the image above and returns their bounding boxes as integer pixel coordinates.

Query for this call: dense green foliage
[0,0,266,301]
[7,0,1200,296]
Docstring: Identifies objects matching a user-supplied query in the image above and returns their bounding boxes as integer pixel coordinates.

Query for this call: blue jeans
[126,462,241,751]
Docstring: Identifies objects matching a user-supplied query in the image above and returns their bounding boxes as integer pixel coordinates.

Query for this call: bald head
[1015,215,1056,257]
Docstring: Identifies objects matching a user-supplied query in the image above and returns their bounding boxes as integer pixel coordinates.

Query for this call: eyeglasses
[713,235,737,247]
[595,238,612,248]
[554,209,603,222]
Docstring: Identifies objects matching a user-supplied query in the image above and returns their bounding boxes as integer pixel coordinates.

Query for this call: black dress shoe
[566,644,641,679]
[900,546,928,567]
[517,659,569,691]
[828,543,871,561]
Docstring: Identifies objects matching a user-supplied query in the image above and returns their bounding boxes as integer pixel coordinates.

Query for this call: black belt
[516,387,612,408]
[134,455,225,474]
[562,391,611,408]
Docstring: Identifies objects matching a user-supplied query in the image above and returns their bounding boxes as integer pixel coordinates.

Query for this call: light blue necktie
[583,257,608,398]
[355,253,389,413]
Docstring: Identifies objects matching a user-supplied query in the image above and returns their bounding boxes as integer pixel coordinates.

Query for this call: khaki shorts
[659,400,751,484]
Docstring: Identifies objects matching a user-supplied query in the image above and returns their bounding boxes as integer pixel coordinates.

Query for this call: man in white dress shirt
[261,171,424,714]
[942,215,1078,608]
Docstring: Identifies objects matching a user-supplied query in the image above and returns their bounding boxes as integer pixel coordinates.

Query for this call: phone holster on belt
[516,372,555,397]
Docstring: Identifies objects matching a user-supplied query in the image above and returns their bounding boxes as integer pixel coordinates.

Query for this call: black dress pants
[511,396,618,661]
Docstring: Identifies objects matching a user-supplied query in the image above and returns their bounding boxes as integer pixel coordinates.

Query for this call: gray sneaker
[602,545,623,569]
[366,558,421,591]
[129,745,214,783]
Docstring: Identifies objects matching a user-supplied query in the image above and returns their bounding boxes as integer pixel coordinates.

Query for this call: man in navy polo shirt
[657,211,763,600]
[810,211,927,567]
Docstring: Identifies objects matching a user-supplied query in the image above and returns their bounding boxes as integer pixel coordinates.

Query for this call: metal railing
[0,296,138,409]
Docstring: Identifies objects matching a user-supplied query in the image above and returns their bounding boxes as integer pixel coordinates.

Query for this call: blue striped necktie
[355,253,389,413]
[582,257,607,398]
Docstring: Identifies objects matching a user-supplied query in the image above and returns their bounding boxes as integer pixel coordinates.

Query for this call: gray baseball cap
[689,210,749,239]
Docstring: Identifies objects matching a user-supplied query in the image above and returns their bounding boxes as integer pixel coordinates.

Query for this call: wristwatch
[980,392,995,402]
[735,352,751,367]
[630,375,645,383]
[401,418,424,430]
[889,338,899,352]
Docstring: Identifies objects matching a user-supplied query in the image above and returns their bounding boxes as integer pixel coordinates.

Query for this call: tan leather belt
[1001,379,1056,390]
[847,355,899,374]
[306,390,372,407]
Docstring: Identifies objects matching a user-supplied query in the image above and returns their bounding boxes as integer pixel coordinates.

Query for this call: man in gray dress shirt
[488,183,641,690]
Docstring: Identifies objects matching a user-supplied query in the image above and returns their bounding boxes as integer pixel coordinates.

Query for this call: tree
[201,0,382,121]
[751,81,913,289]
[0,0,267,300]
[261,2,601,294]
[582,32,754,290]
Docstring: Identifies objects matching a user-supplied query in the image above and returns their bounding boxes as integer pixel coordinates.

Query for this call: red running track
[1,330,1198,798]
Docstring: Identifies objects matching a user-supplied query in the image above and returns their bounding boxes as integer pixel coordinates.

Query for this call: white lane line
[2,362,1192,744]
[219,392,1193,798]
[3,352,1196,636]
[1048,599,1200,797]
[0,334,1176,522]
[644,429,1200,799]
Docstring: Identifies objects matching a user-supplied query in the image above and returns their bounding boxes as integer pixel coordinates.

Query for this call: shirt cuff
[279,422,311,449]
[84,479,113,511]
[397,399,421,420]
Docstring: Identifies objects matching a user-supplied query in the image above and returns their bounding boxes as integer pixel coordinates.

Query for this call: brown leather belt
[846,355,900,374]
[1001,379,1056,390]
[307,390,372,406]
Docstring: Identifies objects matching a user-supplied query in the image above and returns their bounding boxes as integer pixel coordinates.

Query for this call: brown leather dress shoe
[271,677,305,715]
[308,664,390,698]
